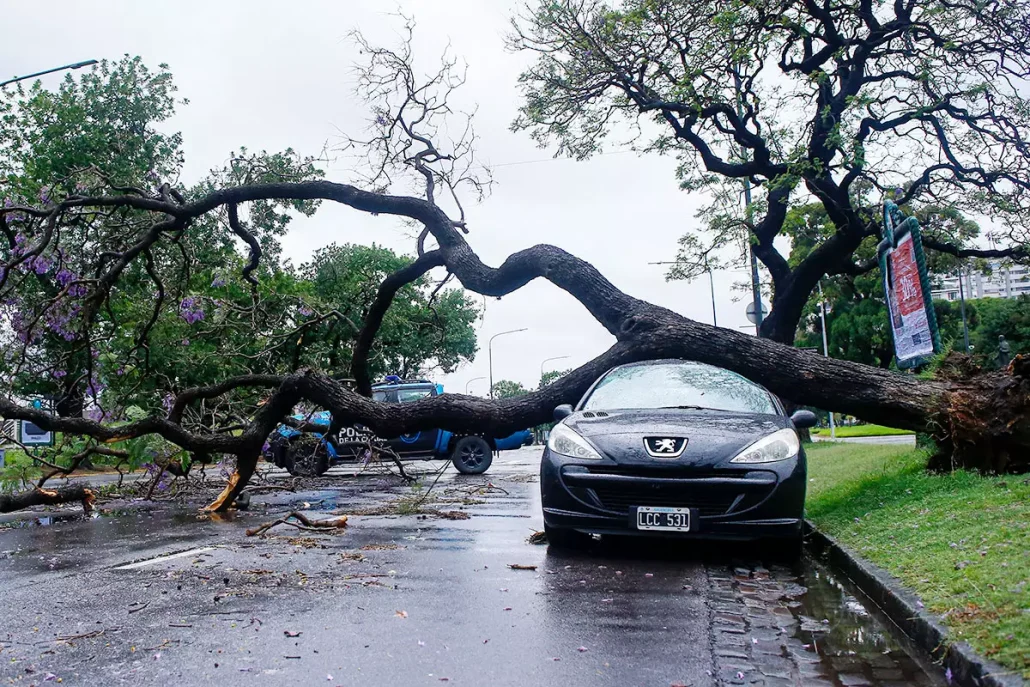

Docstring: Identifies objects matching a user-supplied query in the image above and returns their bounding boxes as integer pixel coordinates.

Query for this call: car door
[386,386,441,457]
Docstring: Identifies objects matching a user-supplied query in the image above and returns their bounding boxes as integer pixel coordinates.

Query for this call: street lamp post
[539,355,570,382]
[733,71,764,336]
[465,376,486,395]
[1,60,99,89]
[488,328,528,399]
[648,261,720,327]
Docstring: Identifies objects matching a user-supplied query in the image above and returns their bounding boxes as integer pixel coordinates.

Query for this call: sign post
[877,200,941,368]
[18,398,55,447]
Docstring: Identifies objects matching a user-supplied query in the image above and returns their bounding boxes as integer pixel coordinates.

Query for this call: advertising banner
[878,201,941,368]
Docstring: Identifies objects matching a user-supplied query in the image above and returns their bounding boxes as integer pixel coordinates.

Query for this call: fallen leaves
[526,530,547,545]
[395,610,408,619]
[437,510,470,520]
[508,564,537,571]
[284,630,302,638]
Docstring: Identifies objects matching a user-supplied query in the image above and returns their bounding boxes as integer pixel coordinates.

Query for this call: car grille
[588,486,738,517]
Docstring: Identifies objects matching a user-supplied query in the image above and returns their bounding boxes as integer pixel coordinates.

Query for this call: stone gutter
[805,520,1025,687]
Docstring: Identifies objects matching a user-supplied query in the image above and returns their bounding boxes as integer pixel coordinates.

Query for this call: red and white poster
[883,233,934,364]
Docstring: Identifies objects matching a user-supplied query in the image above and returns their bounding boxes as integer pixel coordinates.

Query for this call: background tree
[970,296,1030,363]
[511,0,1030,346]
[491,379,530,399]
[299,243,478,380]
[539,368,571,390]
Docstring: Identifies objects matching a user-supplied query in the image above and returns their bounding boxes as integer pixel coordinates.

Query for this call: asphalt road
[0,447,944,686]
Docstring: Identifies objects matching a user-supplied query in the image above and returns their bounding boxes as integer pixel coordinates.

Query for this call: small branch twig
[245,511,348,537]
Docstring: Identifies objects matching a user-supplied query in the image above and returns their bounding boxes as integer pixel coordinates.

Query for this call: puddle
[787,559,947,685]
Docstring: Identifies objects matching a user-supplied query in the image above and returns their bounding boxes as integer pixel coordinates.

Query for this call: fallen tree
[0,26,1027,515]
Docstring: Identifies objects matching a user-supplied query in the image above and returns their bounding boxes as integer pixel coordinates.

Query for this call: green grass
[806,442,1030,677]
[810,424,914,437]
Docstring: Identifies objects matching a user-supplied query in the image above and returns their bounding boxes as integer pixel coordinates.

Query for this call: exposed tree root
[930,354,1030,473]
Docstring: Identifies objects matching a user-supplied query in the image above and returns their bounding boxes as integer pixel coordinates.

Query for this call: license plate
[635,506,691,532]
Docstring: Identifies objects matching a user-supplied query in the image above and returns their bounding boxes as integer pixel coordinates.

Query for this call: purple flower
[116,366,126,376]
[74,182,88,193]
[55,268,76,286]
[52,369,67,379]
[181,338,190,346]
[30,255,52,274]
[298,305,314,317]
[38,186,51,204]
[376,114,388,126]
[210,275,226,288]
[162,393,175,413]
[87,377,105,397]
[85,406,108,422]
[179,297,205,324]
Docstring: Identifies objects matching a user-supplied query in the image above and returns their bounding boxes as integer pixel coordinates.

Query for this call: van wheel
[284,437,330,477]
[451,436,493,474]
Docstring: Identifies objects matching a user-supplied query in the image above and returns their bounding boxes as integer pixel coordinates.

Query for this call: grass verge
[810,424,914,438]
[805,442,1030,677]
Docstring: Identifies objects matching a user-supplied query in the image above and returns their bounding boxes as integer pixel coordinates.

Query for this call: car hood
[564,408,791,467]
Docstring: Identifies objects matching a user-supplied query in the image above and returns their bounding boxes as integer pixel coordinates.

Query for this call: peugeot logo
[643,437,687,458]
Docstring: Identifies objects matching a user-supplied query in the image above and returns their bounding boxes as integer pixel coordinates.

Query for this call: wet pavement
[0,447,945,686]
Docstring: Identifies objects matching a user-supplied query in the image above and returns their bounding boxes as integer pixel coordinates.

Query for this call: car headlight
[729,428,800,464]
[547,423,603,461]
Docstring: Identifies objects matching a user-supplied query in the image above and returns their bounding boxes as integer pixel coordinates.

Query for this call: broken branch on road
[245,511,349,537]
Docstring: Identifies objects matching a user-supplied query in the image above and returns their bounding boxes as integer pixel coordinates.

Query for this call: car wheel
[543,523,592,549]
[284,437,330,477]
[451,436,493,474]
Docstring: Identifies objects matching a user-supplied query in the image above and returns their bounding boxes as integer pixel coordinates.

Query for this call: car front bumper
[540,447,806,541]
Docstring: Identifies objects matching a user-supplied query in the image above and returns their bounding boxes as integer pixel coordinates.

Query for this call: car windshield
[372,387,433,404]
[581,362,777,414]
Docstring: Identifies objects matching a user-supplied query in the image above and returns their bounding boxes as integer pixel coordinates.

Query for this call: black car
[540,359,817,555]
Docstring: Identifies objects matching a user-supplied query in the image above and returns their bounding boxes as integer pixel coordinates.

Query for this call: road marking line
[114,546,217,570]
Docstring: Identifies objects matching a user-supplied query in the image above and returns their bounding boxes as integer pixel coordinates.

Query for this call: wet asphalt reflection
[0,448,945,686]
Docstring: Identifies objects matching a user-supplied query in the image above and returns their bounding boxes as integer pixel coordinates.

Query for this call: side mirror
[553,404,574,421]
[790,410,818,429]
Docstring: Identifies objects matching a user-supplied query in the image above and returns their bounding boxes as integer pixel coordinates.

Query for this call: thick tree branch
[351,249,446,395]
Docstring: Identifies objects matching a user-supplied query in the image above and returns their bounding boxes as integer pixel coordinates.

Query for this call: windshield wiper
[658,405,730,411]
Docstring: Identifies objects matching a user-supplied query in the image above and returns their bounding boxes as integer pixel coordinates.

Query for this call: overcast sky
[3,0,764,396]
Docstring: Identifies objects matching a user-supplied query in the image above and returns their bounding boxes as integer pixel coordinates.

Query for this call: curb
[804,521,1025,687]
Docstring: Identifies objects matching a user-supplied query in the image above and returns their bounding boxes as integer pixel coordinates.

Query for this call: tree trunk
[0,485,96,514]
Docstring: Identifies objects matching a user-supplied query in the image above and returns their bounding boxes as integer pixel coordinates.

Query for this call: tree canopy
[511,0,1030,344]
[0,56,478,431]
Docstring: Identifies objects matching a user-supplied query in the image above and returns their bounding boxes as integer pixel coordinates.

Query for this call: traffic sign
[745,301,768,324]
